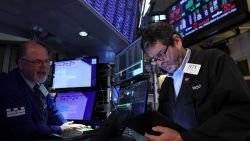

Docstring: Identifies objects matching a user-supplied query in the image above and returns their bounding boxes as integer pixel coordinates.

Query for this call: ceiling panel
[0,0,129,63]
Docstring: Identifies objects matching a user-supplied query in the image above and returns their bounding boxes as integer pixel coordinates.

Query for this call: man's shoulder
[2,68,20,79]
[191,48,227,62]
[0,68,23,88]
[203,48,226,55]
[191,48,225,56]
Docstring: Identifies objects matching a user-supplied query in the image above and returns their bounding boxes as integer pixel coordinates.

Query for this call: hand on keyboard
[77,125,94,132]
[60,121,87,138]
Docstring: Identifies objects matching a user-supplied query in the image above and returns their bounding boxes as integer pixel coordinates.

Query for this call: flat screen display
[167,0,248,45]
[114,37,144,84]
[52,57,97,89]
[55,91,96,120]
[117,80,148,115]
[84,0,139,42]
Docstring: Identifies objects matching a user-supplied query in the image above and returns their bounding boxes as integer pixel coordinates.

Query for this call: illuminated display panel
[117,80,148,115]
[84,0,139,42]
[168,0,249,45]
[52,57,97,90]
[114,37,144,84]
[55,91,96,120]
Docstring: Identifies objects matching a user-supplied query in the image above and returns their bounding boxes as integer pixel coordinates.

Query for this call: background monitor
[84,0,139,42]
[117,79,148,115]
[167,0,249,46]
[52,57,97,90]
[114,37,144,84]
[55,91,96,121]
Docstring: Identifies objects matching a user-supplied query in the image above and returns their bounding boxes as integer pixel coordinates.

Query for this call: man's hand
[60,121,86,137]
[145,126,183,141]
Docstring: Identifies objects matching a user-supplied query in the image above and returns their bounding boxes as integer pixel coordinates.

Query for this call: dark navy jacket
[0,68,67,139]
[158,49,250,141]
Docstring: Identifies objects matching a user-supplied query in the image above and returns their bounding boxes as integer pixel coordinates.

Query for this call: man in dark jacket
[141,21,250,141]
[0,41,85,139]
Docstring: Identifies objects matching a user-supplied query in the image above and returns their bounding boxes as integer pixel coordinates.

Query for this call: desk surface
[34,135,135,141]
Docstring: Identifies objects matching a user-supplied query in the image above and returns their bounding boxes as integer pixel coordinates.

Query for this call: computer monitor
[114,37,144,84]
[52,57,97,90]
[55,91,96,121]
[117,80,148,115]
[112,85,120,105]
[167,0,249,46]
[85,0,139,42]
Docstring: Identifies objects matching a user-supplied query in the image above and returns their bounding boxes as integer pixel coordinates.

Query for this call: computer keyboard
[80,129,96,138]
[60,126,96,139]
[78,126,94,132]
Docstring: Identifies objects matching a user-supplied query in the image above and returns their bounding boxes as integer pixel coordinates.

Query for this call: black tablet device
[123,111,186,135]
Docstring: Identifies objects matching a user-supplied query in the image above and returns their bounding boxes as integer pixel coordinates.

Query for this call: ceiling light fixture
[79,31,88,37]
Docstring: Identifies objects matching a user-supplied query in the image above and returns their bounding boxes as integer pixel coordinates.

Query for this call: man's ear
[17,58,21,65]
[17,59,24,70]
[172,34,181,42]
[172,34,182,48]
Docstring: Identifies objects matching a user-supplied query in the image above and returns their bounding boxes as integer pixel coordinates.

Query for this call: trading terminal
[0,0,250,140]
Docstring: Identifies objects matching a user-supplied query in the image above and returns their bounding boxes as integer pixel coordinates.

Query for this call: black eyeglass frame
[21,58,52,66]
[151,46,169,62]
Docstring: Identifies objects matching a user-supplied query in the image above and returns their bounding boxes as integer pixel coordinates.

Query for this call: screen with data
[84,0,139,42]
[52,57,97,89]
[168,0,248,45]
[117,80,148,115]
[115,37,144,84]
[55,91,96,120]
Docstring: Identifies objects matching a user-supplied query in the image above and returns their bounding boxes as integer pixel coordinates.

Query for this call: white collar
[173,48,191,76]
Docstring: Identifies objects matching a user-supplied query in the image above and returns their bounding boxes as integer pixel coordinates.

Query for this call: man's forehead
[25,46,48,58]
[25,43,46,52]
[145,42,165,57]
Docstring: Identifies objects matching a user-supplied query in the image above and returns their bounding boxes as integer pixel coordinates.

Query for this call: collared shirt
[172,48,191,97]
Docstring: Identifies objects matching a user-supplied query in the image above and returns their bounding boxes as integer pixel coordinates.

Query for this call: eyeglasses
[21,58,52,66]
[152,46,169,62]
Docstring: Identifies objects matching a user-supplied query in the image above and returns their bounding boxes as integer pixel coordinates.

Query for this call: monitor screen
[112,85,120,105]
[117,80,148,115]
[114,37,144,84]
[55,91,96,120]
[167,0,249,46]
[85,0,139,42]
[52,57,97,90]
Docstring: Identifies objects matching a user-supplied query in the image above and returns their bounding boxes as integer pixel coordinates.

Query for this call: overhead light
[79,31,88,37]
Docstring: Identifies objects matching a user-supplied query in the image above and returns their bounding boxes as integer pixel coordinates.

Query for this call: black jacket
[158,48,250,141]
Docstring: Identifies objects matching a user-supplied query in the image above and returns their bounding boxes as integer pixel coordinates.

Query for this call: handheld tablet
[123,111,186,135]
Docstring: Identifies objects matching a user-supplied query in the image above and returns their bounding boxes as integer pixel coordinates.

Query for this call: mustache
[37,71,48,74]
[160,62,171,68]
